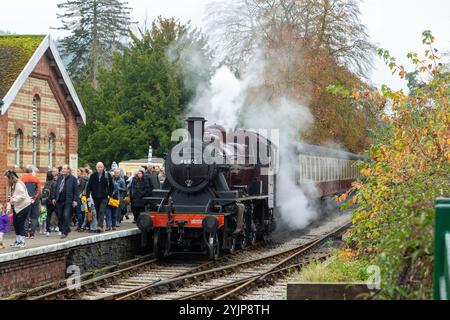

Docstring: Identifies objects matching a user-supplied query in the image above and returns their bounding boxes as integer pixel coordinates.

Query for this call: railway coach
[297,144,362,198]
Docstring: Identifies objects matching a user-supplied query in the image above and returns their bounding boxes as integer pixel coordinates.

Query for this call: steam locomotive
[137,117,277,259]
[137,117,362,260]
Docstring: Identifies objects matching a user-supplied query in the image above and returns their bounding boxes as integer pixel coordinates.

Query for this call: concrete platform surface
[0,220,140,263]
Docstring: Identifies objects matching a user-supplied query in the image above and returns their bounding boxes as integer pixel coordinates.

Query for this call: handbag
[108,197,120,208]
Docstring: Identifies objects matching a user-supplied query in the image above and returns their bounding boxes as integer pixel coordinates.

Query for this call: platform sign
[70,154,78,177]
[148,146,153,164]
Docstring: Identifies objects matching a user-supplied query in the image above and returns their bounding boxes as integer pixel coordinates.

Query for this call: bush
[336,31,449,299]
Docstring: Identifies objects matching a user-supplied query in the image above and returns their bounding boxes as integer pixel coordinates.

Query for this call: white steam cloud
[187,50,321,230]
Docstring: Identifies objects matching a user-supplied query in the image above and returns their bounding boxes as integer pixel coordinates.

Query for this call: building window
[32,95,40,167]
[48,134,55,169]
[15,130,23,167]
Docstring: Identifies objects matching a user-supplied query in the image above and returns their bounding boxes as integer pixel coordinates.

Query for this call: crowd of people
[0,163,165,249]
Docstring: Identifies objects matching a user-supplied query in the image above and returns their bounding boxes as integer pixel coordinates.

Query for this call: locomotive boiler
[137,117,277,260]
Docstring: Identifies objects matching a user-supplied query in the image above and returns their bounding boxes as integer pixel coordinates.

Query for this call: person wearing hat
[4,170,32,248]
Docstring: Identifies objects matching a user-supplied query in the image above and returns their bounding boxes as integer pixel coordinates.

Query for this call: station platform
[0,220,140,263]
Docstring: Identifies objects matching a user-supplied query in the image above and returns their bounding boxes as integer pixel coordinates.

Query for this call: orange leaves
[336,193,350,203]
[361,168,371,177]
[399,70,407,79]
[338,249,360,259]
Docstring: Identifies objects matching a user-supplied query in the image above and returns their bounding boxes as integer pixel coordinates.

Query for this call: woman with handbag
[105,170,122,231]
[4,170,32,248]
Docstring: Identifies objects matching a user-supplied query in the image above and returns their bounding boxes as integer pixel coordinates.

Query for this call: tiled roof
[0,35,45,99]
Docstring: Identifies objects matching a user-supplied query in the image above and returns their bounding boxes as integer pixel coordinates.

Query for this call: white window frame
[32,96,39,167]
[48,135,54,169]
[15,130,21,167]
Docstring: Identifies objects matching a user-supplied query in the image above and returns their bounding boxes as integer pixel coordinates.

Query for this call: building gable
[0,34,86,124]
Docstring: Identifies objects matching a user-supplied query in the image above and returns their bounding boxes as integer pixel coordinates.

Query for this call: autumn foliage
[341,31,449,299]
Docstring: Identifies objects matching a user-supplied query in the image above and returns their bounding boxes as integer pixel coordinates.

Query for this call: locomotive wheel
[249,231,257,246]
[238,234,248,249]
[227,237,236,254]
[206,232,220,261]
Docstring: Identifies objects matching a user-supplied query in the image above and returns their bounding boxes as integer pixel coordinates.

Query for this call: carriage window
[316,157,320,182]
[298,157,302,184]
[309,157,314,181]
[345,160,349,180]
[334,159,338,180]
[313,157,317,182]
[319,158,323,182]
[306,157,310,181]
[351,161,356,179]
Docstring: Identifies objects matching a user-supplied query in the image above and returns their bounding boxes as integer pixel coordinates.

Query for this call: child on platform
[38,205,47,235]
[0,203,11,249]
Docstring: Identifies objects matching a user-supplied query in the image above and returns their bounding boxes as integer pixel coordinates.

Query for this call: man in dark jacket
[86,162,113,233]
[146,166,161,190]
[53,165,78,239]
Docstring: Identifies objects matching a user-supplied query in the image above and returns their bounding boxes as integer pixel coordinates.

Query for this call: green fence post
[433,198,450,300]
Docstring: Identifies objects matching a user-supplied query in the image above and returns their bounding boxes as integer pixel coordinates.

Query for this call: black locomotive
[137,117,277,260]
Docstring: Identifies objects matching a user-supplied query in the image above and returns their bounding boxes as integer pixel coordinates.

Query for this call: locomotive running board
[237,195,269,202]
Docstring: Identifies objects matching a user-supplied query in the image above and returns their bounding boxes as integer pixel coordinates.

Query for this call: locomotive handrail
[142,197,166,213]
[204,199,212,214]
[433,198,450,300]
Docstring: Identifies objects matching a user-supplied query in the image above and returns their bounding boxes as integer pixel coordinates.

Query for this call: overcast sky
[1,0,449,90]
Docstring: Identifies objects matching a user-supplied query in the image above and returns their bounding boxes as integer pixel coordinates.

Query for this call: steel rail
[113,223,350,300]
[98,241,270,300]
[30,257,159,300]
[174,223,349,300]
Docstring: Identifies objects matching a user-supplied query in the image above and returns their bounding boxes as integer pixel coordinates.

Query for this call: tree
[77,17,214,166]
[205,0,377,152]
[205,0,374,77]
[55,0,133,85]
[340,31,450,299]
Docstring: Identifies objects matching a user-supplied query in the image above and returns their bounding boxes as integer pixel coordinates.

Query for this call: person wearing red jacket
[21,165,41,239]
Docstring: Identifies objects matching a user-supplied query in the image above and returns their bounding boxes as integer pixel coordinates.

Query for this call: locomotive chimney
[186,117,206,141]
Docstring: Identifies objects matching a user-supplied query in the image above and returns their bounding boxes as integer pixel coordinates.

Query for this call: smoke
[241,99,319,230]
[184,44,323,230]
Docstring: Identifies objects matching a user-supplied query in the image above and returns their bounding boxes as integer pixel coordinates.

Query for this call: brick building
[0,35,86,200]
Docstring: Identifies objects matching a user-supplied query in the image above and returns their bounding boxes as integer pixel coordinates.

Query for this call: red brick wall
[0,253,66,297]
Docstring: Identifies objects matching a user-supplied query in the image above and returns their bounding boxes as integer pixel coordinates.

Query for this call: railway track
[29,218,350,300]
[29,242,267,300]
[110,221,349,300]
[161,222,349,300]
[6,254,155,300]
